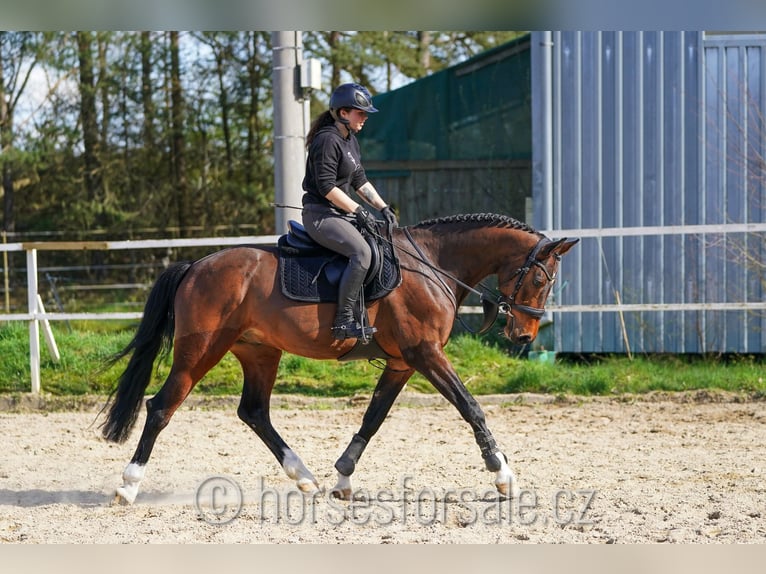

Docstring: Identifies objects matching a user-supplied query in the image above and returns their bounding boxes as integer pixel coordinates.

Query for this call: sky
[2,0,766,31]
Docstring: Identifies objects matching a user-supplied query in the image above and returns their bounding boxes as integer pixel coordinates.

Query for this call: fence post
[26,248,41,394]
[2,231,9,313]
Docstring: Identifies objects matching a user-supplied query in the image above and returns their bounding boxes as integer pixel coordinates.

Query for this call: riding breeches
[301,204,372,271]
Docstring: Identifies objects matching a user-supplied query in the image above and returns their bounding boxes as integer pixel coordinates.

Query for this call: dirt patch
[1,391,764,543]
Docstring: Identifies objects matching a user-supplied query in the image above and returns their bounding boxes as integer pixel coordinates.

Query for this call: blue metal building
[532,31,766,354]
[362,32,766,354]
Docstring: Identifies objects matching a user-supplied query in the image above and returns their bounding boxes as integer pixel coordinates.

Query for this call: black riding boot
[332,261,377,342]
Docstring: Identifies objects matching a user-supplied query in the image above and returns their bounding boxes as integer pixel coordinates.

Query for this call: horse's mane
[412,213,543,236]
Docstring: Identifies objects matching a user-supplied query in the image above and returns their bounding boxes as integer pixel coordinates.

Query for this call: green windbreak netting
[358,35,532,163]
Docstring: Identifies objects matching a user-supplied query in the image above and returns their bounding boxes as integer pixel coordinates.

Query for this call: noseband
[495,237,560,320]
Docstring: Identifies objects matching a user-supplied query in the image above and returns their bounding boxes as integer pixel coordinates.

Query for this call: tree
[0,31,41,233]
[168,31,189,237]
[76,32,103,224]
[5,30,526,240]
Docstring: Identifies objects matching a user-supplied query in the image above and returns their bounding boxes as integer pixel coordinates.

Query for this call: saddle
[277,220,401,303]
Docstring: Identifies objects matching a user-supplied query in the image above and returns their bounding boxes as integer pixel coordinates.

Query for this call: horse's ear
[555,238,579,257]
[538,237,580,260]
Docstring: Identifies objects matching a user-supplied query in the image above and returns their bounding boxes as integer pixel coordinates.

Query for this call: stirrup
[331,320,377,342]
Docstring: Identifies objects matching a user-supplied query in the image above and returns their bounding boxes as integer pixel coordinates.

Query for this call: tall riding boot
[332,261,377,341]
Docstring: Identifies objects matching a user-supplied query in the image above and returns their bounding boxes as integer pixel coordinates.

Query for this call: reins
[397,226,500,335]
[377,223,557,336]
[396,227,557,335]
[272,203,557,336]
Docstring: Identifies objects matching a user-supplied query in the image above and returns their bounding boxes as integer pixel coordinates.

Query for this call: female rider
[301,83,398,341]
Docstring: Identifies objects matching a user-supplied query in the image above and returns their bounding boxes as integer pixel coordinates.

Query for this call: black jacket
[302,125,368,207]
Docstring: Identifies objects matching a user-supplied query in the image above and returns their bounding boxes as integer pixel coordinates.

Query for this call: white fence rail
[1,235,278,393]
[3,224,766,393]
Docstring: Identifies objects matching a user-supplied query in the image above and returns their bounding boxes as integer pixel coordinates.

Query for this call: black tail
[100,261,193,443]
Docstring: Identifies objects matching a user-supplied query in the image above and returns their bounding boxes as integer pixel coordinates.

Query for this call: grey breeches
[301,204,372,270]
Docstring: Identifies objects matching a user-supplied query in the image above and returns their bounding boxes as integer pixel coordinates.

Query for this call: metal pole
[303,96,311,157]
[541,31,554,232]
[271,31,306,235]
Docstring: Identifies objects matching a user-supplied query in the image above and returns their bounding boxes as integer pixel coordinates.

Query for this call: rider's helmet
[329,83,378,125]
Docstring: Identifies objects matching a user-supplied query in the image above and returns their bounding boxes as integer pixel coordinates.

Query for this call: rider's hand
[381,205,398,228]
[354,206,378,234]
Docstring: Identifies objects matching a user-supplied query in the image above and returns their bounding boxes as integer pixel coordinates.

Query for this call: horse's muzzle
[503,314,538,346]
[514,333,533,346]
[503,324,536,345]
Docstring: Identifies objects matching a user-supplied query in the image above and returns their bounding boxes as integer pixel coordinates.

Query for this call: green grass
[1,321,765,397]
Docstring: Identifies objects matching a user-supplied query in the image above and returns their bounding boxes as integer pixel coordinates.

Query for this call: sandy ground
[0,390,764,544]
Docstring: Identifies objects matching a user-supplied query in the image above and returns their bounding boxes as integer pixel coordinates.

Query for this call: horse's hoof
[495,479,520,499]
[330,472,353,500]
[330,487,352,501]
[296,478,320,494]
[113,486,137,505]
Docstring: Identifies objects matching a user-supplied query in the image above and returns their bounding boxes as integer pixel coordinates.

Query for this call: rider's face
[343,108,368,133]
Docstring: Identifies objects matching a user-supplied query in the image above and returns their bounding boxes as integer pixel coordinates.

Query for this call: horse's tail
[100,261,192,443]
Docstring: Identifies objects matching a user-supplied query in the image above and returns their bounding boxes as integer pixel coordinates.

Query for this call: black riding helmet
[329,83,378,126]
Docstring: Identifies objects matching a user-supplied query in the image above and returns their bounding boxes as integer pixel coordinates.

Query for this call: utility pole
[271,31,306,235]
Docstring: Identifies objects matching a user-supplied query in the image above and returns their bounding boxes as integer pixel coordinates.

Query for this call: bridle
[400,228,559,335]
[496,237,560,320]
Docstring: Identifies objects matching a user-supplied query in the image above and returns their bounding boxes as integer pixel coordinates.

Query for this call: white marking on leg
[493,451,521,498]
[330,472,353,500]
[115,462,145,505]
[282,449,319,493]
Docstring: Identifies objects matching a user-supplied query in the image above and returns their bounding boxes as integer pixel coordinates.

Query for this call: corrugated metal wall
[532,31,766,353]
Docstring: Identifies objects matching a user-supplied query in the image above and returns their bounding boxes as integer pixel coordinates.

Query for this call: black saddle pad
[277,222,401,303]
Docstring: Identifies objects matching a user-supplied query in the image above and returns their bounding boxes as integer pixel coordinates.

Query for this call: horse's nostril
[516,335,532,345]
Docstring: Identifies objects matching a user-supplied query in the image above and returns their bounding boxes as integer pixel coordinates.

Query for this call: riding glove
[381,205,399,228]
[354,206,378,234]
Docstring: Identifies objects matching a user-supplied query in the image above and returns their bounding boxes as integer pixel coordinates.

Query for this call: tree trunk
[169,31,189,237]
[214,46,233,179]
[140,32,155,150]
[328,31,341,89]
[418,31,432,74]
[245,31,262,188]
[97,33,111,213]
[76,32,102,212]
[77,31,105,275]
[0,32,14,233]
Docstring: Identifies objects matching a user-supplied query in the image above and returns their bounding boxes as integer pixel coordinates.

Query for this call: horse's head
[497,237,579,345]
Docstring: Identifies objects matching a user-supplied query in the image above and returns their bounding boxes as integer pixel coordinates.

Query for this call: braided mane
[413,213,543,237]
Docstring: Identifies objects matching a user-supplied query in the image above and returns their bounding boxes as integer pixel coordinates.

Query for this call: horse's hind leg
[331,360,414,500]
[116,331,238,504]
[233,343,319,493]
[115,368,192,504]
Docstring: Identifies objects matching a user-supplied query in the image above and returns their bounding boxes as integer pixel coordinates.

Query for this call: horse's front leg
[403,342,520,498]
[331,360,414,500]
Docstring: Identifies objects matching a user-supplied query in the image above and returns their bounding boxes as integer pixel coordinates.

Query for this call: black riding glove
[381,205,399,228]
[354,206,378,234]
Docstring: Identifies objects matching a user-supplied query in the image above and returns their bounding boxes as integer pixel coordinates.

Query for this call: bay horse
[100,213,578,504]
